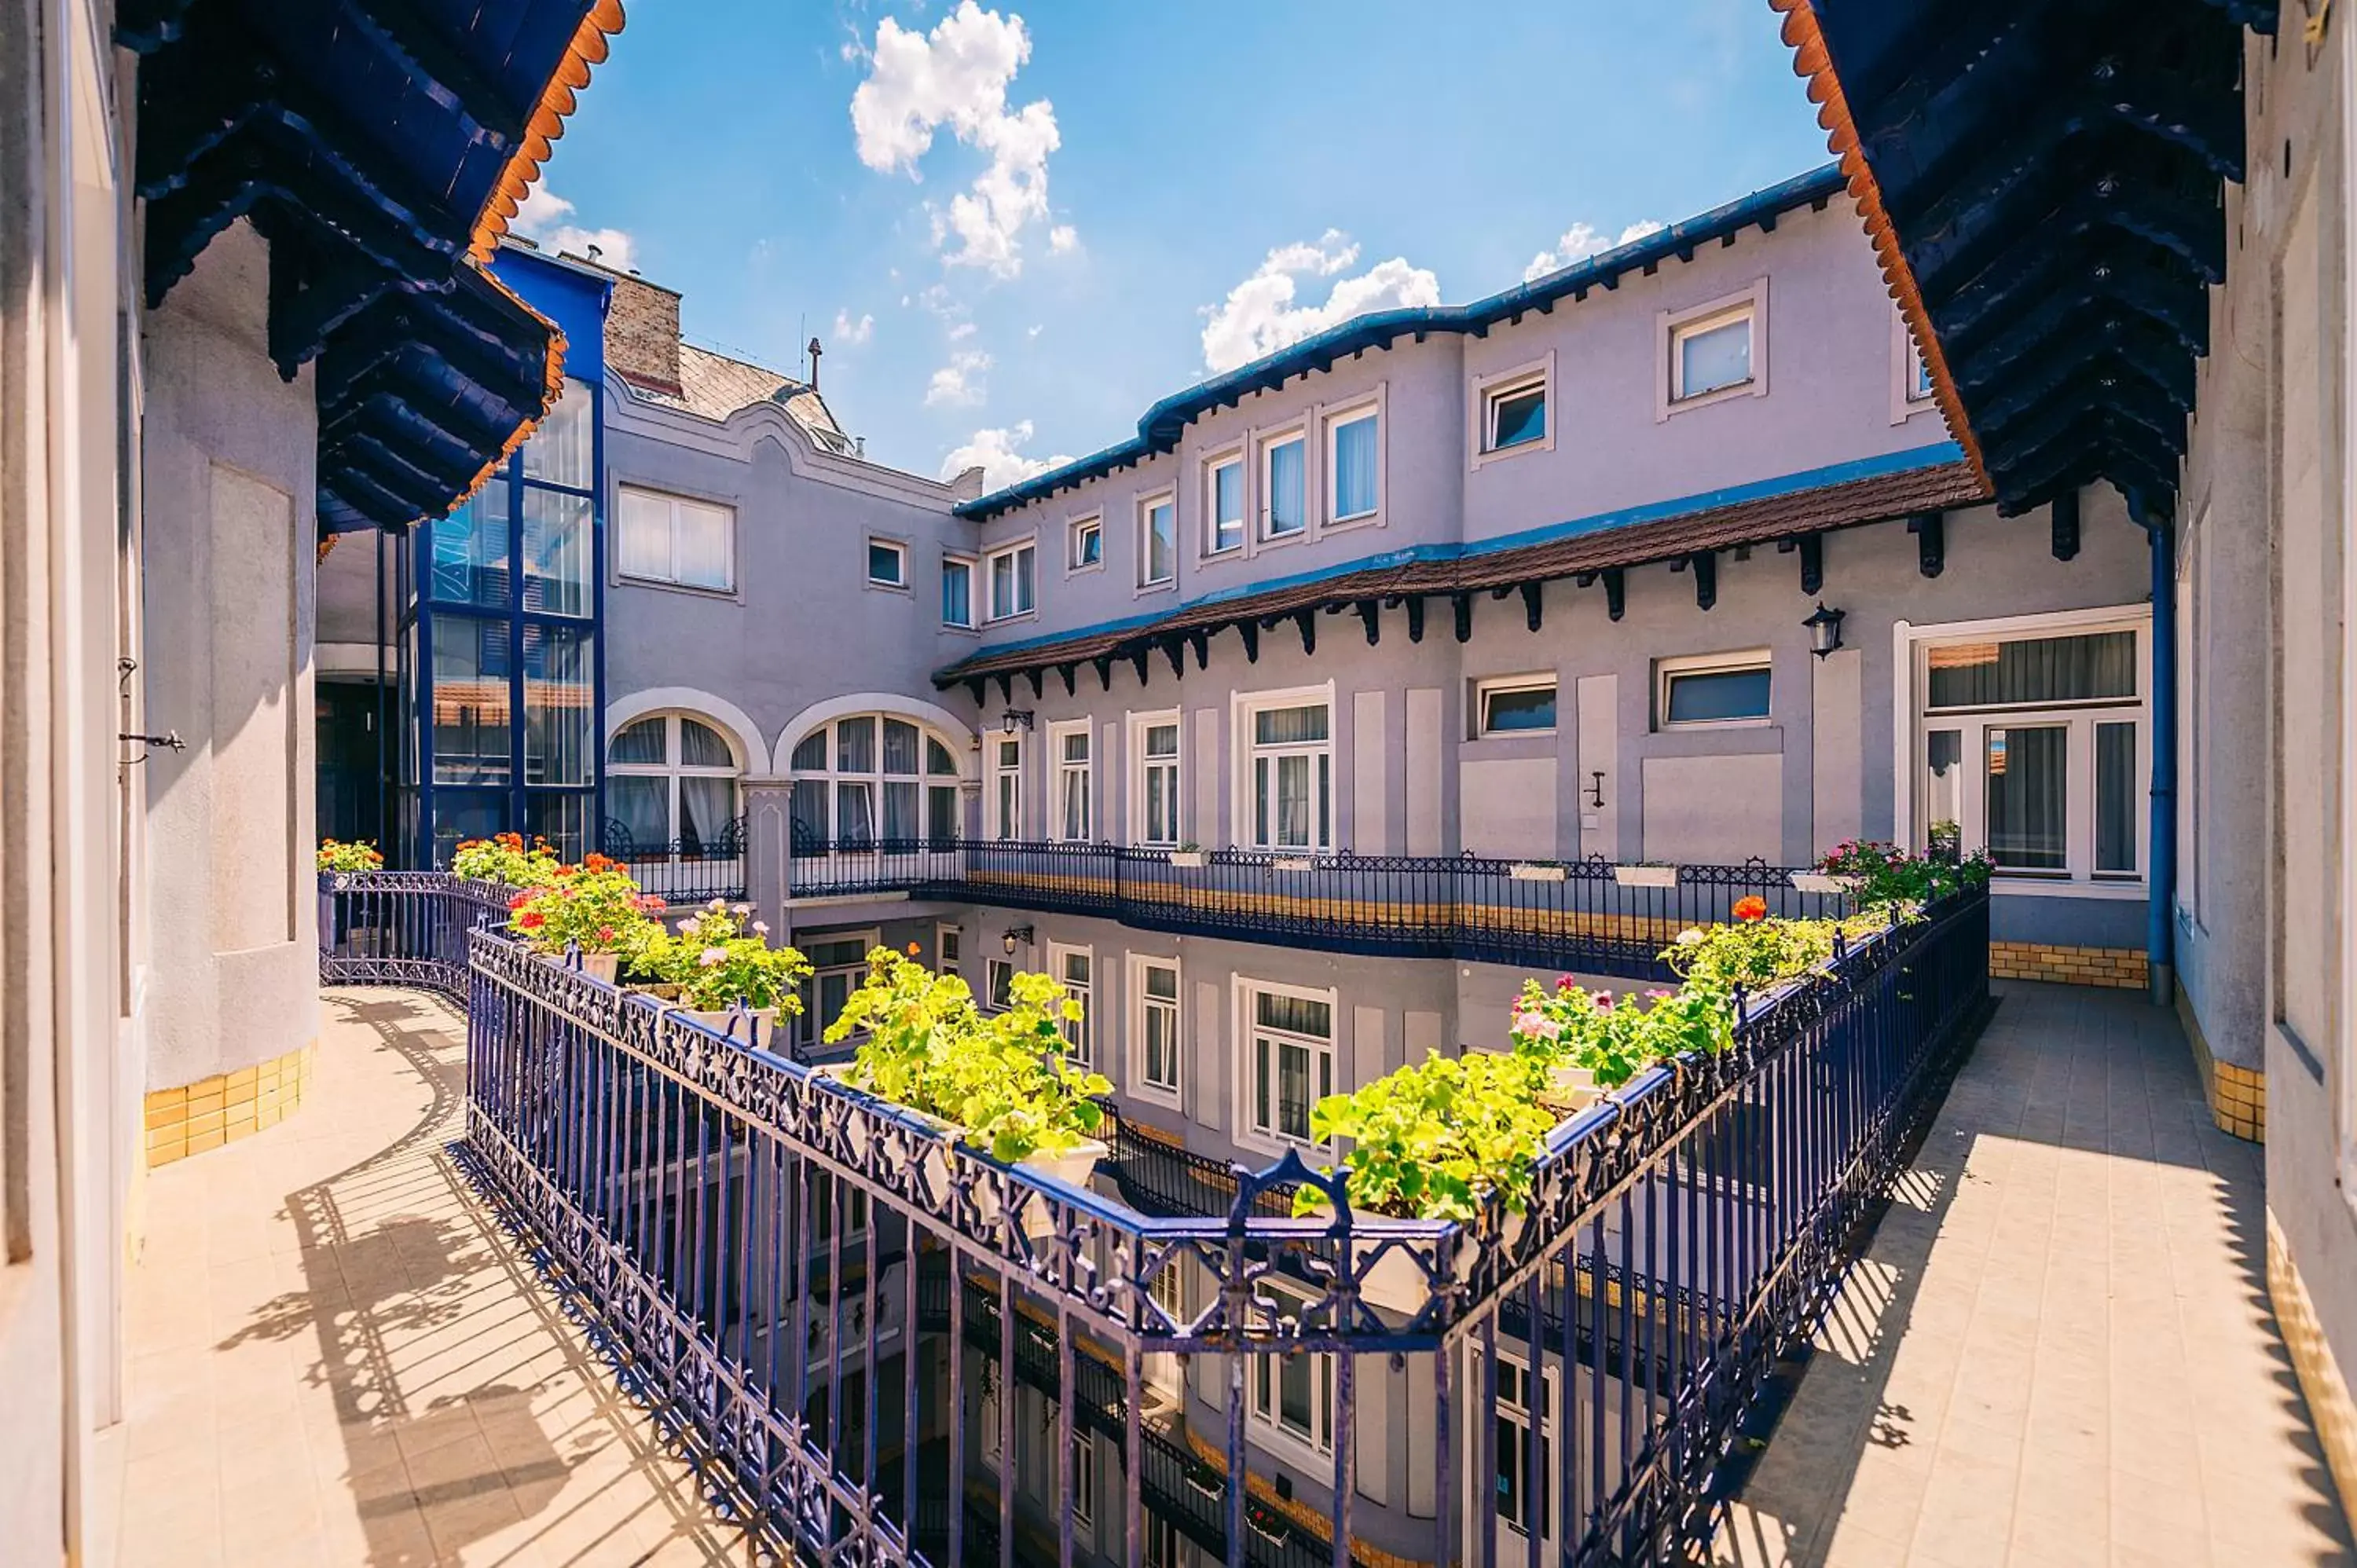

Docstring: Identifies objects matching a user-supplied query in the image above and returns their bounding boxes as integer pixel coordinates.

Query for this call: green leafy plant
[650,899,812,1011]
[451,831,560,887]
[1508,975,1732,1088]
[505,857,666,958]
[316,838,383,873]
[1817,838,1989,910]
[1291,1047,1560,1221]
[1661,908,1889,1001]
[824,948,1111,1163]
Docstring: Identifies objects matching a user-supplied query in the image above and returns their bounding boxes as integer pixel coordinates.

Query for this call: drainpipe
[2129,489,2176,1008]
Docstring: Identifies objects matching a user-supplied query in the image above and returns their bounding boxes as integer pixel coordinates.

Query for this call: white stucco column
[741,776,795,923]
[137,223,322,1149]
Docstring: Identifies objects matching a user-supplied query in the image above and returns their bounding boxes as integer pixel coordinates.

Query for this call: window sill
[1134,579,1178,599]
[614,573,740,602]
[1989,877,2149,901]
[1324,510,1381,532]
[865,580,911,595]
[984,610,1039,628]
[1128,1083,1183,1114]
[940,622,981,637]
[1065,562,1105,579]
[1200,544,1246,566]
[1471,437,1550,471]
[1257,529,1307,551]
[1660,377,1762,420]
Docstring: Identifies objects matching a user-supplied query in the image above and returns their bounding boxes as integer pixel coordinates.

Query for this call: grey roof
[629,343,855,454]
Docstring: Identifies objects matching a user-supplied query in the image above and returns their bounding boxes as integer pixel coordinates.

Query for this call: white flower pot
[1614,864,1678,888]
[1012,1139,1109,1240]
[1788,872,1853,895]
[1355,1211,1528,1317]
[1272,857,1315,873]
[680,1006,778,1048]
[1509,863,1567,883]
[580,951,621,984]
[1168,850,1208,868]
[1545,1063,1603,1112]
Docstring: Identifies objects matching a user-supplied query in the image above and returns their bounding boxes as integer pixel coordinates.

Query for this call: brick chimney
[603,270,683,397]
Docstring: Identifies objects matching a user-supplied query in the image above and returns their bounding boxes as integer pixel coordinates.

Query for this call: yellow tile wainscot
[141,1041,315,1166]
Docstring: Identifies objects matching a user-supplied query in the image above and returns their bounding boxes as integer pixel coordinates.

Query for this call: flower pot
[579,952,621,984]
[1509,863,1567,883]
[1185,1472,1223,1503]
[1357,1244,1435,1316]
[1614,864,1678,888]
[1788,871,1853,896]
[1271,856,1315,873]
[1167,850,1208,869]
[812,1064,955,1203]
[1541,1063,1603,1113]
[1011,1139,1109,1240]
[625,981,681,1001]
[680,1006,778,1048]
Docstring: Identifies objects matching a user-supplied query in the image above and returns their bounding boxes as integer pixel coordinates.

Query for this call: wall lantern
[1002,924,1035,956]
[1802,602,1847,660]
[999,709,1036,735]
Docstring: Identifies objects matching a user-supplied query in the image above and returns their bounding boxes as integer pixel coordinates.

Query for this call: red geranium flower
[516,910,546,929]
[1732,896,1768,922]
[507,892,530,910]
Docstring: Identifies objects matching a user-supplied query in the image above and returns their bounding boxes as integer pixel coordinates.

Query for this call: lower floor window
[1495,1358,1552,1541]
[1135,958,1181,1098]
[1244,984,1333,1148]
[797,935,875,1048]
[1249,1287,1334,1453]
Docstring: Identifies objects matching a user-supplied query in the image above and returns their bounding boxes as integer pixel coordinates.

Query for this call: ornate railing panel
[786,839,1852,982]
[602,814,748,904]
[420,881,1987,1566]
[317,871,512,998]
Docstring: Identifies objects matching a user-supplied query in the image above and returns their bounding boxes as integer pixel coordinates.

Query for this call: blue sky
[515,2,1832,488]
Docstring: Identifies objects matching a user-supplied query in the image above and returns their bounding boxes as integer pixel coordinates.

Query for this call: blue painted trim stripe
[958,163,1849,521]
[944,442,1965,669]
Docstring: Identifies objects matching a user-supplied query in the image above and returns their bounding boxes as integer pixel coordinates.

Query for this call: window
[867,537,907,588]
[617,485,734,592]
[990,735,1024,840]
[1327,409,1378,523]
[1051,943,1092,1064]
[1069,515,1102,572]
[1263,433,1306,540]
[984,958,1014,1012]
[1484,376,1548,453]
[786,716,962,852]
[1138,493,1176,587]
[1908,335,1934,402]
[937,924,963,974]
[1050,721,1091,841]
[941,555,975,628]
[1248,1283,1335,1453]
[1476,676,1558,736]
[1208,455,1244,554]
[1657,653,1772,729]
[1240,695,1332,850]
[987,540,1036,621]
[1072,1438,1098,1533]
[607,713,742,855]
[1672,309,1753,400]
[797,933,878,1050]
[1495,1358,1554,1544]
[1133,957,1182,1102]
[1911,617,2148,885]
[1242,982,1334,1150]
[1133,714,1182,847]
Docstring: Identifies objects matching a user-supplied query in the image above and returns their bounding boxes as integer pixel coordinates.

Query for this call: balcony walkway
[99,988,749,1567]
[1717,982,2355,1568]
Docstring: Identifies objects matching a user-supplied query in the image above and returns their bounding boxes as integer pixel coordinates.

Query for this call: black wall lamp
[999,709,1036,735]
[1001,924,1034,955]
[1802,602,1847,659]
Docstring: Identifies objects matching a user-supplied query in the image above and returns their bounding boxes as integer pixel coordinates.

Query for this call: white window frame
[1072,1435,1098,1533]
[615,482,737,594]
[936,922,963,976]
[786,715,964,849]
[606,712,745,853]
[1655,650,1773,732]
[1128,953,1182,1108]
[1204,447,1246,558]
[1128,708,1183,847]
[1248,1280,1336,1460]
[940,551,977,630]
[1048,940,1093,1065]
[1068,511,1104,575]
[988,733,1025,841]
[1233,976,1338,1157]
[865,534,909,590]
[1892,606,2153,899]
[1321,399,1382,530]
[1474,674,1560,738]
[797,929,881,1050]
[1047,719,1092,842]
[1231,683,1336,852]
[1470,352,1556,469]
[1890,308,1937,425]
[1137,488,1178,591]
[984,958,1016,1013]
[1258,426,1309,544]
[1487,1351,1558,1552]
[1656,280,1770,420]
[984,537,1038,622]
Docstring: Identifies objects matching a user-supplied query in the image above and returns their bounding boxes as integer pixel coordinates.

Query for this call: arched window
[787,714,962,850]
[607,713,742,855]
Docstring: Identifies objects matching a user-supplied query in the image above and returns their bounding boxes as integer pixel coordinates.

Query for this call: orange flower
[907,941,922,955]
[1732,896,1768,922]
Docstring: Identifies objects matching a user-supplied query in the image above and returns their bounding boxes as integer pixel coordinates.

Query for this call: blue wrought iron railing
[316,871,512,998]
[602,814,749,903]
[317,870,1989,1565]
[787,838,1853,982]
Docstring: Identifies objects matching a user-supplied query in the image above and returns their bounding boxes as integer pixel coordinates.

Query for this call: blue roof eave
[955,162,1849,522]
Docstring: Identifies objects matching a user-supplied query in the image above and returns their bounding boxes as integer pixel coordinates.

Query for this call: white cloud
[925,350,994,407]
[510,184,638,271]
[831,310,875,346]
[1048,224,1078,254]
[1198,230,1440,374]
[940,419,1073,489]
[1523,218,1665,282]
[850,2,1069,277]
[948,321,977,341]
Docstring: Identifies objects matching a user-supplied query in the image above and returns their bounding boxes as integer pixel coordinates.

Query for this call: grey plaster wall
[139,223,323,1092]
